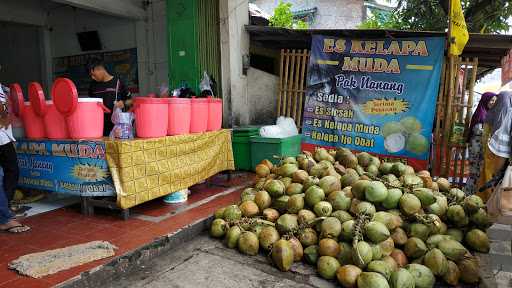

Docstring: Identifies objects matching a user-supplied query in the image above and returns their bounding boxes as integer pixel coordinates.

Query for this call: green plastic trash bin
[250,135,302,169]
[232,127,260,171]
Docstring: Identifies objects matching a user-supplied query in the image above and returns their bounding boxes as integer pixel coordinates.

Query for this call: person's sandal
[1,224,31,233]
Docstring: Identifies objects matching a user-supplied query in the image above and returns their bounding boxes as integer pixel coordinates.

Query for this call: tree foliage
[359,0,512,33]
[269,0,309,29]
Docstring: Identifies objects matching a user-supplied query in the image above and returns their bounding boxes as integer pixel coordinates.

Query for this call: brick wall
[253,0,365,29]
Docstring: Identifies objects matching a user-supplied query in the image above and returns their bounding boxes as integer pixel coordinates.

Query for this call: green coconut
[436,178,451,192]
[226,226,242,249]
[357,152,372,167]
[368,260,393,280]
[271,239,294,271]
[289,237,304,262]
[276,214,299,235]
[341,173,360,188]
[239,201,259,217]
[238,231,259,256]
[319,175,341,195]
[373,211,402,231]
[382,256,398,272]
[297,209,316,225]
[391,162,407,177]
[223,205,242,221]
[353,241,373,268]
[341,220,355,241]
[425,195,448,217]
[303,176,320,191]
[447,205,467,227]
[319,238,340,257]
[411,188,435,207]
[336,264,362,288]
[292,169,309,184]
[458,255,480,284]
[304,245,320,265]
[379,162,393,175]
[299,228,318,247]
[424,248,448,276]
[465,228,490,253]
[262,208,280,223]
[352,180,371,200]
[406,264,435,288]
[406,134,428,154]
[382,174,402,187]
[400,116,422,134]
[317,256,341,280]
[327,190,352,211]
[314,201,333,217]
[464,195,484,214]
[273,195,290,214]
[365,221,391,243]
[379,238,395,257]
[445,228,464,242]
[258,226,280,251]
[278,163,299,178]
[338,242,354,265]
[285,183,304,196]
[356,201,377,216]
[371,244,383,261]
[283,156,298,165]
[404,237,427,259]
[443,260,461,286]
[280,177,293,189]
[390,249,409,268]
[426,234,453,249]
[241,188,256,202]
[254,190,272,211]
[338,152,359,169]
[402,174,424,189]
[214,207,226,219]
[383,189,403,209]
[314,148,335,163]
[365,181,389,203]
[390,268,415,288]
[305,185,326,207]
[449,188,465,202]
[399,193,422,216]
[438,239,468,261]
[382,121,405,137]
[287,194,305,214]
[264,180,286,198]
[391,228,408,246]
[210,219,227,238]
[357,272,390,288]
[408,223,431,241]
[320,217,342,239]
[367,165,380,177]
[470,208,491,228]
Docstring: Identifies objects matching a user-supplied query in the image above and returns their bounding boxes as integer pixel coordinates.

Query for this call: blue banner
[16,139,115,197]
[302,35,445,169]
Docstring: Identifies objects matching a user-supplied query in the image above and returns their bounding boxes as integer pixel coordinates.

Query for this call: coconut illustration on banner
[381,116,428,155]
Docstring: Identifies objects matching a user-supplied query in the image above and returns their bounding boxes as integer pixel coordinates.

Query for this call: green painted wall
[167,0,222,96]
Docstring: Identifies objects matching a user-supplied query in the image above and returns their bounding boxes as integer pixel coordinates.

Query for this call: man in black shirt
[86,58,131,136]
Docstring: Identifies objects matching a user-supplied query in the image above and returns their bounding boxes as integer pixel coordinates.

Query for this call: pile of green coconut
[209,148,491,288]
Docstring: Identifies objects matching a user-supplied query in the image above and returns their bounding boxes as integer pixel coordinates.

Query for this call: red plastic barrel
[207,97,222,131]
[190,97,208,133]
[133,97,169,138]
[168,97,191,136]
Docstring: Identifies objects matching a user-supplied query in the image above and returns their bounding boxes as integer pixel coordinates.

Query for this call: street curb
[55,216,214,288]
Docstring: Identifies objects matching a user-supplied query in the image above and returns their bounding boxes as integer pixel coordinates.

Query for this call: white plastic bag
[276,116,298,137]
[487,164,512,224]
[200,71,214,96]
[110,107,134,139]
[260,125,283,138]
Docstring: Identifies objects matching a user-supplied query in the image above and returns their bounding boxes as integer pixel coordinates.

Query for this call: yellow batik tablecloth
[104,130,235,209]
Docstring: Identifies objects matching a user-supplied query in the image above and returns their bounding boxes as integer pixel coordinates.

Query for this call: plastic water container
[133,97,168,138]
[207,97,222,131]
[163,189,189,204]
[22,102,46,139]
[43,100,69,139]
[66,98,109,139]
[167,97,191,136]
[190,97,208,133]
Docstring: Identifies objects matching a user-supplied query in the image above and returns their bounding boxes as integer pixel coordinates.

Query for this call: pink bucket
[22,102,46,139]
[168,97,191,136]
[207,97,222,131]
[190,98,208,133]
[44,100,69,139]
[67,98,109,139]
[133,97,169,138]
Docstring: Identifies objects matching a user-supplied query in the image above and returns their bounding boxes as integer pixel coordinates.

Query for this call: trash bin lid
[28,82,47,117]
[52,78,78,116]
[8,83,24,117]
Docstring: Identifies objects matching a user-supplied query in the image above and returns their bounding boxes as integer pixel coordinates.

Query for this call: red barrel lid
[28,82,47,117]
[52,78,78,116]
[8,83,24,117]
[133,97,169,104]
